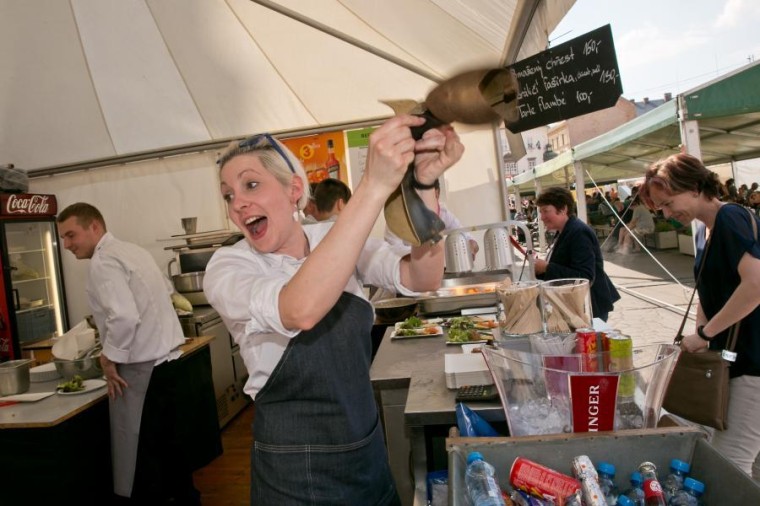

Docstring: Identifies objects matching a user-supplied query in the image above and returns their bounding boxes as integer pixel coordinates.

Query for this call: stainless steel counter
[0,336,214,428]
[370,327,504,506]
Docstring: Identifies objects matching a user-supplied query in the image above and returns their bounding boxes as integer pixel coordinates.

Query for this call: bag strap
[673,237,711,344]
[675,205,758,349]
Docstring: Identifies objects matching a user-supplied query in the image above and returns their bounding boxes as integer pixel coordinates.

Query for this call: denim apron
[251,292,400,505]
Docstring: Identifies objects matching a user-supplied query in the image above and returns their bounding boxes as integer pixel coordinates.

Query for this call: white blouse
[203,222,415,398]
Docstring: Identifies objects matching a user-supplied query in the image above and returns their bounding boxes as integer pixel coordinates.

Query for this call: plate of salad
[445,316,494,345]
[391,316,444,340]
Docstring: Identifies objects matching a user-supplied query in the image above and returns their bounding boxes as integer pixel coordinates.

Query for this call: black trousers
[124,360,201,505]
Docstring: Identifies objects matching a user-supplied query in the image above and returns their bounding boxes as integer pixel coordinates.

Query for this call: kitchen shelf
[10,276,50,284]
[16,304,52,314]
[8,248,45,254]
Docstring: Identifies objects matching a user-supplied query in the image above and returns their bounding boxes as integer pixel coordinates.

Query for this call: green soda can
[607,332,635,397]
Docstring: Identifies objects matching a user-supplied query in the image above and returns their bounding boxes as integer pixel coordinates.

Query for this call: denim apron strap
[252,292,399,505]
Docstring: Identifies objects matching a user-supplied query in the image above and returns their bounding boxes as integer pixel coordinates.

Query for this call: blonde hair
[217,135,311,210]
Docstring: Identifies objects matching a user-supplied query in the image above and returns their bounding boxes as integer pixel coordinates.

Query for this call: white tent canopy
[2,0,572,172]
[5,0,575,325]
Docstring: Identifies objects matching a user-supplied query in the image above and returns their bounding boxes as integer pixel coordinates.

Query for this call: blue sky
[551,0,760,101]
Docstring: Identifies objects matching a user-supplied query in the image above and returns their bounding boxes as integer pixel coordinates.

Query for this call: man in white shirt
[57,203,197,505]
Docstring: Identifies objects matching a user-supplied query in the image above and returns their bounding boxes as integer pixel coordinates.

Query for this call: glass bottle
[324,139,340,179]
[638,461,666,506]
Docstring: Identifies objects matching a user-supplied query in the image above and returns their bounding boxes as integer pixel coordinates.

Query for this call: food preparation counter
[0,336,221,504]
[2,336,214,428]
[370,326,504,506]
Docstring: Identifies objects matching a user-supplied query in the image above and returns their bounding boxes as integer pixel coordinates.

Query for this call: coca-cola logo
[1,193,57,216]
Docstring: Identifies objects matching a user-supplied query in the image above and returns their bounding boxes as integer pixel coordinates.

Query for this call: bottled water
[623,471,645,506]
[465,452,505,506]
[597,461,620,505]
[662,459,690,502]
[668,477,704,506]
[618,495,636,506]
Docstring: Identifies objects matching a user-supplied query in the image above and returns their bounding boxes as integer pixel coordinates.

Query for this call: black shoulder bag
[662,207,758,430]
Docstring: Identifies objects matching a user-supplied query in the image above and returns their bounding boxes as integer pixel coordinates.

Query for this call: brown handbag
[662,207,757,430]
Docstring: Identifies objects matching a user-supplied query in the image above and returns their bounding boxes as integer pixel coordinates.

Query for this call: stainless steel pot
[0,359,32,395]
[173,272,205,293]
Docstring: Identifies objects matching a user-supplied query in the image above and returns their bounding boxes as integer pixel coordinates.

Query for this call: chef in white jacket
[57,202,196,505]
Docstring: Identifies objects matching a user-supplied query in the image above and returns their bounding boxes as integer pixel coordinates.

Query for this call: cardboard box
[448,427,760,505]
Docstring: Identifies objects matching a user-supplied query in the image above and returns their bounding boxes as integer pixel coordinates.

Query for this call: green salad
[398,316,424,329]
[57,375,85,393]
[446,317,482,342]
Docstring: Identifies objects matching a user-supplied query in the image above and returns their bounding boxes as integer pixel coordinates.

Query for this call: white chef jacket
[87,233,184,364]
[203,222,415,398]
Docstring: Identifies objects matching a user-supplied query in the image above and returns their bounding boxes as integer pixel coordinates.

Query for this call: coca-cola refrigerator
[0,192,69,361]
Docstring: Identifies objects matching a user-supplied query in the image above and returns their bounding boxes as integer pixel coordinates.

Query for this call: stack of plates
[30,362,61,383]
[444,353,494,389]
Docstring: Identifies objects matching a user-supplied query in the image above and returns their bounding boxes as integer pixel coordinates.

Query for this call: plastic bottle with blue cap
[668,477,704,506]
[597,461,619,505]
[464,451,505,506]
[662,459,690,502]
[623,471,645,506]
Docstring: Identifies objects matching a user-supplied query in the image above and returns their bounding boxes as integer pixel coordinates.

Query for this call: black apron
[251,292,399,505]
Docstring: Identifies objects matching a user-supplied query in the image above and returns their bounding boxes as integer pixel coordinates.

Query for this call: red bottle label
[643,478,666,501]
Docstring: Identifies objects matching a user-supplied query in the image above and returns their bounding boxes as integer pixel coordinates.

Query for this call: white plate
[446,338,492,346]
[446,332,494,346]
[57,378,107,395]
[390,326,444,340]
[393,318,443,330]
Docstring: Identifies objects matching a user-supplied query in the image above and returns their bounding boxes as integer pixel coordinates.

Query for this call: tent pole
[677,94,703,159]
[574,161,588,224]
[249,0,442,83]
[28,117,389,178]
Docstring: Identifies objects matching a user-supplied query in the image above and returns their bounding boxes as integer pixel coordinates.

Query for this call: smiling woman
[640,152,760,478]
[202,115,464,504]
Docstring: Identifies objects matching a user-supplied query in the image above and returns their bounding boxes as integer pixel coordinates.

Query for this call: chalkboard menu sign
[507,24,623,133]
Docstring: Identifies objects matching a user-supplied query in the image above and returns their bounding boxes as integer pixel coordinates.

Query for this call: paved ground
[601,245,697,346]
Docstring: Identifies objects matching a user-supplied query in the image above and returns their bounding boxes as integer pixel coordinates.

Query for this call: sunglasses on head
[218,133,295,174]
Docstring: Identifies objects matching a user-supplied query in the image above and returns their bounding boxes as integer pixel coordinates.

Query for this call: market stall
[507,59,760,194]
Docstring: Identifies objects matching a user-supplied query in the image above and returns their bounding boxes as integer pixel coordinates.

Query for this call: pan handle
[167,258,178,278]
